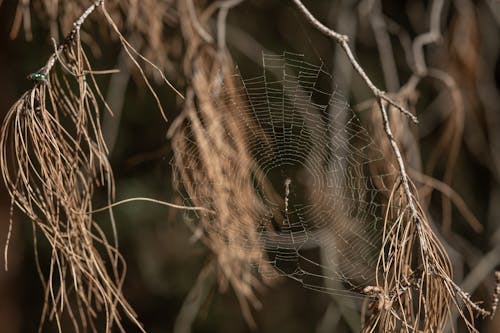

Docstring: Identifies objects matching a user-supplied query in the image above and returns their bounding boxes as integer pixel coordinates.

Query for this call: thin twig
[410,168,483,233]
[292,0,349,42]
[377,99,418,215]
[88,197,215,214]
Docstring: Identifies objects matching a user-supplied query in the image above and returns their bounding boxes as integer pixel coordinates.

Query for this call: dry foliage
[10,0,180,78]
[170,2,275,325]
[0,23,140,333]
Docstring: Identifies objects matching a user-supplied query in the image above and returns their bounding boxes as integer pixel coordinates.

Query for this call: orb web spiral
[172,52,397,298]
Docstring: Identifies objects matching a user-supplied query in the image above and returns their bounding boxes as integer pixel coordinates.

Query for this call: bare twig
[88,197,216,214]
[173,261,216,333]
[292,0,349,42]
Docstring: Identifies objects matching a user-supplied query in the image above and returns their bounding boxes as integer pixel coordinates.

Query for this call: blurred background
[0,0,499,332]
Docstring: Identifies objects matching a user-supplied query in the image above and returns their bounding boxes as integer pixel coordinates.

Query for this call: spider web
[174,52,397,298]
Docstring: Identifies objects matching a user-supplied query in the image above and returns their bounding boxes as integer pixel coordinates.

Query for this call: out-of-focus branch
[173,261,216,333]
[187,0,214,43]
[477,2,500,180]
[292,0,418,216]
[413,0,445,74]
[401,0,445,94]
[385,17,415,72]
[325,3,361,331]
[485,0,500,26]
[410,169,483,233]
[330,0,357,95]
[462,245,500,294]
[10,0,32,40]
[102,34,142,153]
[425,69,464,233]
[360,0,400,92]
[217,0,245,50]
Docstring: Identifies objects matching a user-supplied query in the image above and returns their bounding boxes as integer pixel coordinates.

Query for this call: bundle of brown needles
[1,1,143,332]
[169,53,273,328]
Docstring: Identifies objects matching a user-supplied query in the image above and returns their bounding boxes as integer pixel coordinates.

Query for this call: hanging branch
[291,0,418,217]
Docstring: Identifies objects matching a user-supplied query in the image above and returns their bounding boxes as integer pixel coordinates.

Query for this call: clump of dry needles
[169,2,277,326]
[1,1,149,332]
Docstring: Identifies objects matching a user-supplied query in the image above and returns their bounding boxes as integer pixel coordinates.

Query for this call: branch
[400,0,445,94]
[187,0,214,43]
[291,0,417,123]
[217,0,246,49]
[292,0,418,215]
[412,0,444,75]
[39,0,104,76]
[363,0,400,92]
[173,261,216,333]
